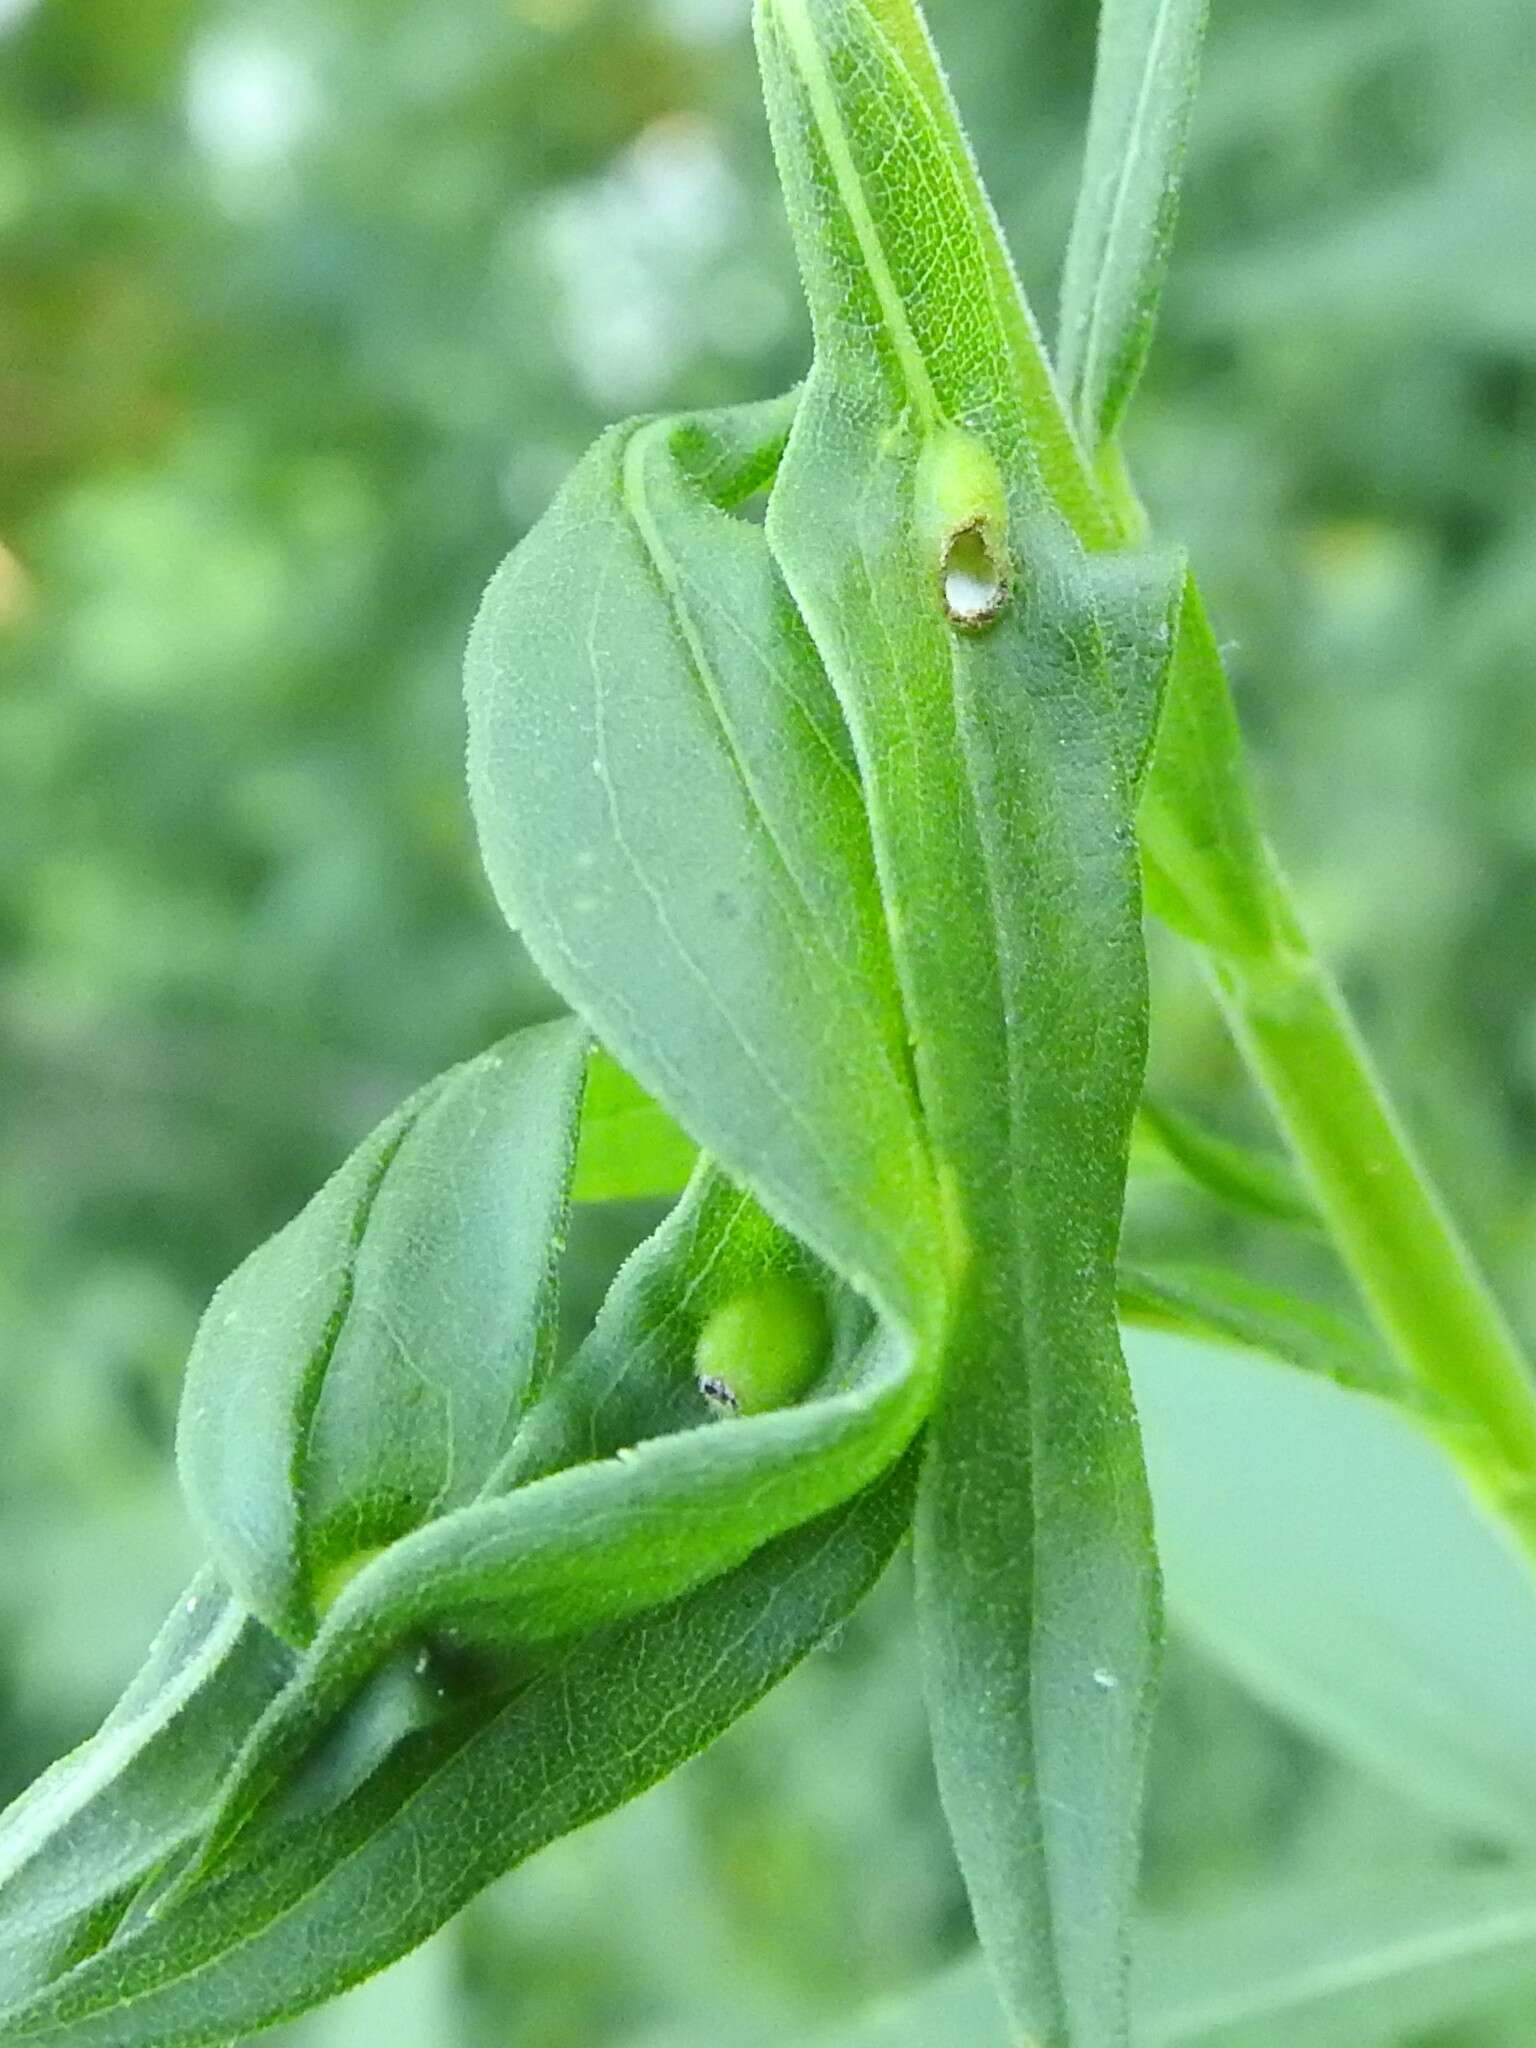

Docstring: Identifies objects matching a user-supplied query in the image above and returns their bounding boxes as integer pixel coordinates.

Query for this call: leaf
[0,1460,918,2048]
[1128,1327,1536,1846]
[1116,1261,1396,1395]
[0,1575,293,2008]
[177,1022,589,1641]
[756,4,1166,2040]
[466,392,946,1332]
[1133,1095,1319,1231]
[181,1165,915,1880]
[814,1861,1536,2047]
[1138,576,1282,962]
[572,1046,698,1203]
[505,1161,872,1489]
[1055,0,1283,963]
[1058,0,1211,450]
[1135,1864,1536,2048]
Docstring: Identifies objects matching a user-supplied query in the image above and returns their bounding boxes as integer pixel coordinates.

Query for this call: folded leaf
[0,1575,292,2009]
[176,1023,588,1641]
[0,1461,918,2048]
[183,1163,920,1878]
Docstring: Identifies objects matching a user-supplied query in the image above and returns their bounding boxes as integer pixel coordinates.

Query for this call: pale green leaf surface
[573,1047,698,1203]
[1129,1329,1536,1846]
[0,1464,917,2048]
[818,1862,1536,2047]
[1058,0,1211,449]
[1134,1864,1536,2048]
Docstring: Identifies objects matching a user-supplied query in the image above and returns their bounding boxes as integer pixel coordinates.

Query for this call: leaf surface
[815,1861,1536,2047]
[1058,0,1211,449]
[1130,1327,1536,1845]
[756,5,1169,2039]
[0,1463,917,2048]
[178,1024,588,1639]
[0,1576,292,2009]
[572,1047,698,1203]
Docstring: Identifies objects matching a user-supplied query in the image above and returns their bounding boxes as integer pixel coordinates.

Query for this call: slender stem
[1102,452,1536,1530]
[1208,894,1536,1529]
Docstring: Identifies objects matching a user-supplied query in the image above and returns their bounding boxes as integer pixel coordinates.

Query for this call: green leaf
[756,5,1164,2040]
[1133,1095,1320,1231]
[0,1461,918,2048]
[1138,576,1282,961]
[1129,1327,1536,1846]
[1058,0,1211,451]
[0,1576,292,2008]
[177,1023,589,1641]
[1134,1864,1536,2048]
[1050,0,1287,967]
[1116,1261,1396,1395]
[466,394,946,1332]
[816,1862,1536,2047]
[182,1164,918,1879]
[572,1046,698,1203]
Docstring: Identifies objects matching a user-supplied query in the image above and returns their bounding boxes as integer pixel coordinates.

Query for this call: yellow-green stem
[1210,910,1536,1538]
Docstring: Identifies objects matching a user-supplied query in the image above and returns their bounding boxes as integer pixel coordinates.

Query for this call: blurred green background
[2,0,1534,2040]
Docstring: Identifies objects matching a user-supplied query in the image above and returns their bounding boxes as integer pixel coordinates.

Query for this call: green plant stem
[1208,895,1536,1537]
[1099,446,1536,1536]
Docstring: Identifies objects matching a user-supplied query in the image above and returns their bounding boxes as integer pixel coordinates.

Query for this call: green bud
[694,1274,829,1417]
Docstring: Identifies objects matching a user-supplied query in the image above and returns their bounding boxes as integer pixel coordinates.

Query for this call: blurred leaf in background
[1,0,1533,2040]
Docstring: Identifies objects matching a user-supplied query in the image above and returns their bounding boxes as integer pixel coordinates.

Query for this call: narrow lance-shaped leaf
[814,1861,1536,2048]
[1058,0,1211,452]
[1132,1092,1320,1230]
[755,3,1167,2040]
[1116,1260,1399,1396]
[1055,0,1283,963]
[0,1576,292,2011]
[177,1022,589,1641]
